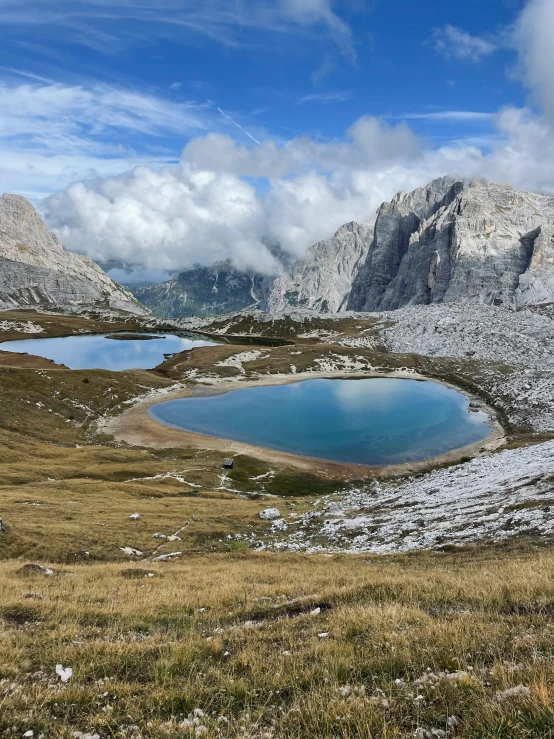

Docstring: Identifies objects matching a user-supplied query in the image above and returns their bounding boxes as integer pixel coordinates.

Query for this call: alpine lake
[0,332,491,467]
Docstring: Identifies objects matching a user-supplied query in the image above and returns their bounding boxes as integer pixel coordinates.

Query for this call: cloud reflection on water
[0,333,216,370]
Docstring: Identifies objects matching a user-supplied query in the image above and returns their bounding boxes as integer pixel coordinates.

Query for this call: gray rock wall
[348,180,554,312]
[0,194,146,314]
[268,221,372,313]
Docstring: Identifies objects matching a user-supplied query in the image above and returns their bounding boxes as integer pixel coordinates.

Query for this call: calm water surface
[0,332,217,371]
[149,377,491,466]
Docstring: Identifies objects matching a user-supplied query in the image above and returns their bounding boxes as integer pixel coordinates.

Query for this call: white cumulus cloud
[41,105,554,277]
[515,0,554,126]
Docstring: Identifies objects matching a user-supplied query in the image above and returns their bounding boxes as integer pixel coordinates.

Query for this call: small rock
[23,732,34,738]
[310,607,321,616]
[447,716,458,727]
[129,513,140,520]
[0,517,5,534]
[317,632,329,638]
[55,664,73,683]
[152,551,182,561]
[19,564,53,576]
[259,508,281,521]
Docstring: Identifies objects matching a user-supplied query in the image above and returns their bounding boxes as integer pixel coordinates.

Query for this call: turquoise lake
[0,333,217,371]
[149,377,491,466]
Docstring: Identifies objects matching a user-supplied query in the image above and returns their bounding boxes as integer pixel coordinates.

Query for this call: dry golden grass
[0,310,161,343]
[3,549,554,737]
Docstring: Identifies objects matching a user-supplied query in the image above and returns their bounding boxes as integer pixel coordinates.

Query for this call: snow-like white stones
[152,551,182,562]
[0,320,44,334]
[55,664,73,683]
[216,351,266,370]
[264,440,554,554]
[259,508,281,520]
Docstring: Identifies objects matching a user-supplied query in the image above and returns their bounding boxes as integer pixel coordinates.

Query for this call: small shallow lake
[149,377,491,466]
[0,332,217,371]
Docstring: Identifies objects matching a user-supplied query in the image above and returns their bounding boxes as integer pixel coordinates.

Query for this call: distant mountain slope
[0,194,147,315]
[268,221,372,313]
[130,260,274,318]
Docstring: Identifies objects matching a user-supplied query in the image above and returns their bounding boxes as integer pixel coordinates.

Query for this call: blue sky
[0,0,527,159]
[1,0,553,277]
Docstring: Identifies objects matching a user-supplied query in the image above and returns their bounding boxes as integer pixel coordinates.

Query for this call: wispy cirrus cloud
[298,90,351,104]
[0,0,355,56]
[399,110,495,122]
[0,76,210,196]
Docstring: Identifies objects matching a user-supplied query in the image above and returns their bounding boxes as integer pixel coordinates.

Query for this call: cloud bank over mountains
[27,0,554,276]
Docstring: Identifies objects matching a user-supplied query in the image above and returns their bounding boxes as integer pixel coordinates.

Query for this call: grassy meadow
[3,549,554,737]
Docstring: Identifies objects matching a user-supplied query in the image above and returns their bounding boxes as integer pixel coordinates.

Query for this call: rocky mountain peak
[0,193,147,314]
[348,178,554,312]
[267,220,372,313]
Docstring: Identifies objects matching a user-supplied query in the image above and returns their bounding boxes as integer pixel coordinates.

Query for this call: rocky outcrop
[131,260,275,318]
[268,221,372,313]
[0,194,147,314]
[348,179,554,311]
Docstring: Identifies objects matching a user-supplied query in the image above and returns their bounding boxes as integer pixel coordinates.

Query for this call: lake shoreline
[101,369,506,481]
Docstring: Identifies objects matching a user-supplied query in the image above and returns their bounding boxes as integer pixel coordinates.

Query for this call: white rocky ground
[254,440,554,553]
[215,350,267,369]
[0,319,43,334]
[377,303,554,368]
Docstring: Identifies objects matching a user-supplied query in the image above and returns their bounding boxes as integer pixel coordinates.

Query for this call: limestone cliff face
[348,179,554,312]
[0,194,147,314]
[268,221,372,313]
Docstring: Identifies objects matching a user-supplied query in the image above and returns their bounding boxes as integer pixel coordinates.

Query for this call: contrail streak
[217,107,260,145]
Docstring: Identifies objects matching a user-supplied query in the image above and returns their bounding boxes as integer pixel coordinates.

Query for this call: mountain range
[130,260,275,318]
[129,176,554,317]
[3,177,554,319]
